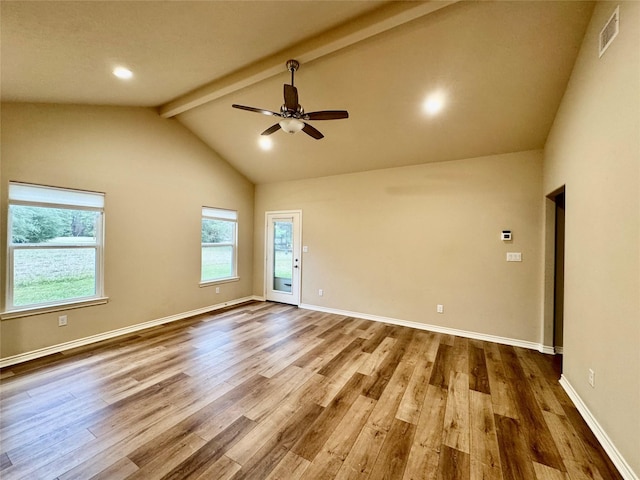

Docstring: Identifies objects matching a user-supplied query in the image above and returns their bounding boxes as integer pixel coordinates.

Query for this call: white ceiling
[1,1,594,184]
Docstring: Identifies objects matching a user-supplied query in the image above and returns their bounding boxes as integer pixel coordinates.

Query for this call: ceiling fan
[232,59,348,140]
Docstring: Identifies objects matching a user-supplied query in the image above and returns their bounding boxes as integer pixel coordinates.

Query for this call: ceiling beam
[159,1,457,118]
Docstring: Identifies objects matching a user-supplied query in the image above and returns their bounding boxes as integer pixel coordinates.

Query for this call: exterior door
[265,211,301,305]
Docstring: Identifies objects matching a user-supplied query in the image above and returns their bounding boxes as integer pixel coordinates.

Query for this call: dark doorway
[550,188,566,372]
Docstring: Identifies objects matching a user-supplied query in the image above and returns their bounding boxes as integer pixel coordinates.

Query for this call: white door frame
[264,210,302,305]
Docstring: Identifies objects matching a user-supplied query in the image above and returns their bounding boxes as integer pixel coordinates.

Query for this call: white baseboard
[559,375,638,480]
[0,296,257,369]
[539,345,557,355]
[299,303,544,352]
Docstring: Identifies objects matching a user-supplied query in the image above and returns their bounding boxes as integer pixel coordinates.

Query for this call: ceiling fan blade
[261,124,281,136]
[303,110,349,121]
[284,84,298,111]
[302,122,324,140]
[232,104,281,117]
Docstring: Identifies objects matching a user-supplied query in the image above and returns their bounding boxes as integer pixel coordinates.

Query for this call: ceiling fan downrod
[286,59,299,86]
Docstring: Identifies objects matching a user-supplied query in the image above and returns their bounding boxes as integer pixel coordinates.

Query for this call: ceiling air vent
[599,6,619,57]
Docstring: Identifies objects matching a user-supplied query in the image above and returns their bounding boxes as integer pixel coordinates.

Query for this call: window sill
[199,277,240,288]
[1,297,109,320]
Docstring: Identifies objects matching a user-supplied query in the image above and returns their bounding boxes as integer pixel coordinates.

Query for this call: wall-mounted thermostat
[501,230,512,241]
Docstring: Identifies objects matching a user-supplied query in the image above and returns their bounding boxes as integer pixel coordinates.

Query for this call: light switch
[303,246,308,253]
[506,252,522,262]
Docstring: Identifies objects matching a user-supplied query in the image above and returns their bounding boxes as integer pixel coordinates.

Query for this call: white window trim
[200,207,238,284]
[1,297,109,320]
[4,182,107,315]
[199,277,240,288]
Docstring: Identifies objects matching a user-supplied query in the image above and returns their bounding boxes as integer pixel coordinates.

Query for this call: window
[201,207,237,284]
[6,182,105,313]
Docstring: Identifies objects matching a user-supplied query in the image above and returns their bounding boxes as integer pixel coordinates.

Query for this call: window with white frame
[201,207,237,284]
[6,182,105,312]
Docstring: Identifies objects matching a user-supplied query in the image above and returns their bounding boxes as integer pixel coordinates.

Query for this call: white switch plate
[58,315,68,326]
[318,289,323,296]
[303,246,308,253]
[506,252,522,262]
[436,304,444,313]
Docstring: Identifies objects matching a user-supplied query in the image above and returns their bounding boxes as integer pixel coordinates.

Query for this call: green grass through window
[201,245,234,281]
[13,247,96,307]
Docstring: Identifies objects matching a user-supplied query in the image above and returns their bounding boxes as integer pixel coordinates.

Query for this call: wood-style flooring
[0,301,622,480]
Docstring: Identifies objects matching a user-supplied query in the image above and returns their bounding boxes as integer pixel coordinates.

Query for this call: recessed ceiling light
[259,136,273,151]
[423,91,446,116]
[113,66,133,80]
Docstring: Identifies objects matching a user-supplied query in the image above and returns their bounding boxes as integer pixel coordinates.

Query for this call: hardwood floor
[0,301,622,480]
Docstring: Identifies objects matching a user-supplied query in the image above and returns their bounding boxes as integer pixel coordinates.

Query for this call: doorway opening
[553,190,565,355]
[546,186,565,375]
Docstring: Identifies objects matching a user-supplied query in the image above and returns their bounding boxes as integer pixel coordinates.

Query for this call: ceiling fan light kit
[279,118,305,134]
[232,59,348,140]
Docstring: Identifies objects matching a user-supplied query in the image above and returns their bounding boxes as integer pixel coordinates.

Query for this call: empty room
[1,1,638,479]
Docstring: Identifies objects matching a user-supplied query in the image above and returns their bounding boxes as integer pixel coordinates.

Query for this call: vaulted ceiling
[1,1,594,184]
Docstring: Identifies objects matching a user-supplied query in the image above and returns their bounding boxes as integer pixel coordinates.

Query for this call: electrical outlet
[588,368,595,387]
[58,315,68,327]
[318,289,323,296]
[215,287,220,294]
[506,252,522,262]
[436,304,444,314]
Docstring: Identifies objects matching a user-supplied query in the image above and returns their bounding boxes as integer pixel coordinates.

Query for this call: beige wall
[255,150,544,344]
[543,1,639,476]
[1,103,254,359]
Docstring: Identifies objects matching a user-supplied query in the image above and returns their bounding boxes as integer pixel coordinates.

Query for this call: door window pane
[273,221,293,292]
